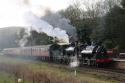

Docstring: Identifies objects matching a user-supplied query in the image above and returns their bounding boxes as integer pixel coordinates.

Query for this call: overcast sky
[0,0,73,28]
[28,0,72,11]
[0,0,100,28]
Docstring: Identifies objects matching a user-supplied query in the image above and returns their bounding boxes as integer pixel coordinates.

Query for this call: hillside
[0,27,22,49]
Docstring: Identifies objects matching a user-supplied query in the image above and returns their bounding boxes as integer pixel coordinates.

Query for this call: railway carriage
[3,45,50,61]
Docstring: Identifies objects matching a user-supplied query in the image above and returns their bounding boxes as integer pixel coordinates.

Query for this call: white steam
[42,12,77,41]
[24,12,69,44]
[16,28,30,47]
[18,35,29,47]
[0,0,71,46]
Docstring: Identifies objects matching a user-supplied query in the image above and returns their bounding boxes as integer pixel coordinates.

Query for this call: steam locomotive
[2,42,113,66]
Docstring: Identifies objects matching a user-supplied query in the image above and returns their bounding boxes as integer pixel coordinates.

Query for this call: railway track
[47,60,125,82]
[50,62,125,82]
[76,66,125,82]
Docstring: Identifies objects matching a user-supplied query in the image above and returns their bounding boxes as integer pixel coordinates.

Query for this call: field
[0,55,120,83]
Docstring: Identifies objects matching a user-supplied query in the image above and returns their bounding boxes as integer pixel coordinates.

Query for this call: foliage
[104,0,125,49]
[26,30,54,45]
[61,0,123,49]
[61,5,95,43]
[121,0,125,7]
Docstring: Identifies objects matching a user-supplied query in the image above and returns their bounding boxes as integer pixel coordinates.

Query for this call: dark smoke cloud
[42,11,77,41]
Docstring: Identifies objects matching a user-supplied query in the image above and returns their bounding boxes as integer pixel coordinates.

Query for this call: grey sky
[0,0,100,28]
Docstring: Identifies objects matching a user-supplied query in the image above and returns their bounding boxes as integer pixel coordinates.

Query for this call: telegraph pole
[31,27,32,56]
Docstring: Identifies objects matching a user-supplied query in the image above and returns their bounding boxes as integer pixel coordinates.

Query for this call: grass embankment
[0,55,118,83]
[0,72,15,83]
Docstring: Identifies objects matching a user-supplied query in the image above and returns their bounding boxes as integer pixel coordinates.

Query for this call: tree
[104,0,125,49]
[61,0,109,43]
[121,0,125,7]
[61,3,93,43]
[61,0,121,44]
[26,30,53,46]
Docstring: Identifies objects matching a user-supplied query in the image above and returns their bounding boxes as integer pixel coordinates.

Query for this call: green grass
[0,72,15,83]
[27,62,118,83]
[0,55,119,83]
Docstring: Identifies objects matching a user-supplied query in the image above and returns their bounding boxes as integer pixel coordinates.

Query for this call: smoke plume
[0,0,77,47]
[42,11,77,41]
[23,12,69,44]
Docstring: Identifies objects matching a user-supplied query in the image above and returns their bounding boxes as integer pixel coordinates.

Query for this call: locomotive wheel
[96,63,104,68]
[86,58,95,66]
[90,60,96,66]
